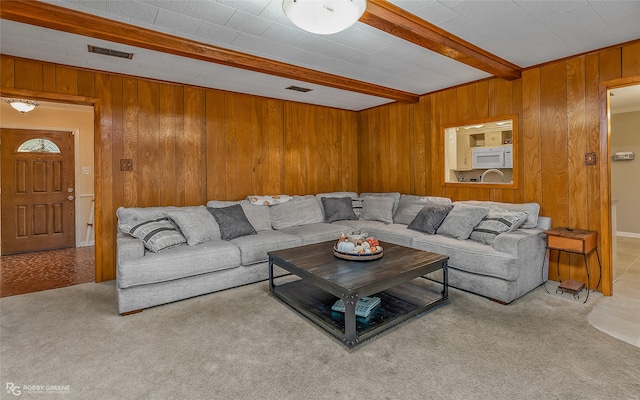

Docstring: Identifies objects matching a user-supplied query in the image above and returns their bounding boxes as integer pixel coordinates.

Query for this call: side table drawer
[548,235,584,253]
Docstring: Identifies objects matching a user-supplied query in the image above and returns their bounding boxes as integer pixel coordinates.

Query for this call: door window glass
[17,138,61,153]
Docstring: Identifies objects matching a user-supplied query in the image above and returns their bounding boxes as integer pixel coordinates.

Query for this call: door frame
[599,74,640,296]
[0,88,102,281]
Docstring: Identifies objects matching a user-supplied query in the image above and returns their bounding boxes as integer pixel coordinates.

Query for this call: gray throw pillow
[321,197,357,223]
[120,218,186,252]
[469,208,528,245]
[359,197,394,224]
[436,204,489,240]
[168,206,221,245]
[207,204,257,241]
[407,204,453,234]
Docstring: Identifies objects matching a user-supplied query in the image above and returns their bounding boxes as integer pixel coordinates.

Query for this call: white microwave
[472,145,513,169]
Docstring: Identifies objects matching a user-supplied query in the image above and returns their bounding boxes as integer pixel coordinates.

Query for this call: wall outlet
[120,159,133,171]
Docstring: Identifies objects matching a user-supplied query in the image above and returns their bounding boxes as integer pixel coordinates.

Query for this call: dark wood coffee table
[268,240,448,348]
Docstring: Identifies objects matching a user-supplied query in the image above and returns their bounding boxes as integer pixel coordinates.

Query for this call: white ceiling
[1,0,639,111]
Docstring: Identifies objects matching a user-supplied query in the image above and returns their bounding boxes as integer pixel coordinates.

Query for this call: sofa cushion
[460,200,540,229]
[436,204,489,240]
[394,195,452,225]
[359,197,394,224]
[117,206,185,229]
[207,200,272,231]
[321,197,357,223]
[411,234,519,281]
[230,230,302,265]
[269,197,325,229]
[407,204,453,235]
[119,218,186,252]
[469,208,528,245]
[360,192,401,215]
[207,204,257,241]
[279,222,352,245]
[168,206,221,245]
[117,240,241,289]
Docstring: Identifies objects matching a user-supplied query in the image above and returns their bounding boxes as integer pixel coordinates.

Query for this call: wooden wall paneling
[340,110,358,191]
[42,64,56,93]
[622,42,640,77]
[599,48,622,82]
[111,76,124,218]
[159,83,178,206]
[265,99,284,195]
[183,87,206,205]
[205,90,225,201]
[521,69,543,206]
[396,102,411,194]
[566,56,590,284]
[512,77,524,204]
[14,59,43,91]
[76,70,94,98]
[357,110,370,193]
[137,80,161,207]
[304,104,318,195]
[222,93,237,200]
[174,87,186,206]
[326,108,340,193]
[493,79,513,117]
[283,102,302,195]
[1,57,15,88]
[250,97,266,197]
[55,66,77,95]
[379,104,391,192]
[540,61,569,281]
[94,72,114,281]
[410,97,428,195]
[387,103,399,192]
[235,94,252,200]
[122,77,139,207]
[474,80,490,119]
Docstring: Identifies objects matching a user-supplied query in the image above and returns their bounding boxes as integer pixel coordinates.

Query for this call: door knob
[68,188,74,193]
[68,195,74,201]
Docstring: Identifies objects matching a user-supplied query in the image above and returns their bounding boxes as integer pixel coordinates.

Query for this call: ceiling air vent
[286,85,313,93]
[88,45,134,59]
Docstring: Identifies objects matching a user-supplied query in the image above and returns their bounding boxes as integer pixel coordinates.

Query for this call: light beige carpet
[1,280,639,400]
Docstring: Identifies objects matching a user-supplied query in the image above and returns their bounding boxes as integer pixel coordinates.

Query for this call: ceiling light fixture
[282,0,367,35]
[3,98,39,114]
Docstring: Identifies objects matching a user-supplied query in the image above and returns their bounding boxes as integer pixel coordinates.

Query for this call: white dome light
[283,0,367,35]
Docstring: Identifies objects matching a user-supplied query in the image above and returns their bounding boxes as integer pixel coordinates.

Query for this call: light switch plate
[82,166,92,175]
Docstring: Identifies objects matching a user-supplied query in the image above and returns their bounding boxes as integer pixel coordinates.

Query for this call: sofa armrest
[536,216,552,230]
[493,228,546,257]
[117,232,145,264]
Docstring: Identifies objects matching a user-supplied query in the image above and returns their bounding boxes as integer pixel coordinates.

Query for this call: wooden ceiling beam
[361,0,522,81]
[0,0,419,104]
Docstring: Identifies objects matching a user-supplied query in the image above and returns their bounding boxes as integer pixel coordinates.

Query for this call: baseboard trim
[616,231,640,239]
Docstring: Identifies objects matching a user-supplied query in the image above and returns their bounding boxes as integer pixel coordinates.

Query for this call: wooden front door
[1,129,75,255]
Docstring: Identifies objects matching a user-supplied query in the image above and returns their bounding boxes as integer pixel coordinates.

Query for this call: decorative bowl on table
[333,233,383,261]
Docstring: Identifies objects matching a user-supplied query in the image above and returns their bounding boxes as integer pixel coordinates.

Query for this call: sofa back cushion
[269,197,325,229]
[359,197,395,224]
[207,199,272,231]
[117,206,183,229]
[168,205,221,245]
[459,200,539,229]
[394,195,452,225]
[359,192,401,215]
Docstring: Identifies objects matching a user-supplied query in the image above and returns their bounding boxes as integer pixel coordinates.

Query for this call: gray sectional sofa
[116,192,550,314]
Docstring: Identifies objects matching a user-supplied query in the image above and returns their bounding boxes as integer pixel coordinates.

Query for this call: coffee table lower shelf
[271,278,447,348]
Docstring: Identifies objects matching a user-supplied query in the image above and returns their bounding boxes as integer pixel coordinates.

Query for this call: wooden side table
[544,227,602,303]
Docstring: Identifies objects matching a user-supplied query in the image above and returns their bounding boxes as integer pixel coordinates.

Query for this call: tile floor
[588,236,640,348]
[0,246,95,297]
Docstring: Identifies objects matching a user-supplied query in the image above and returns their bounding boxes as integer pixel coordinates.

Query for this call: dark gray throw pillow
[436,204,489,240]
[321,197,357,223]
[407,204,453,235]
[207,204,257,241]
